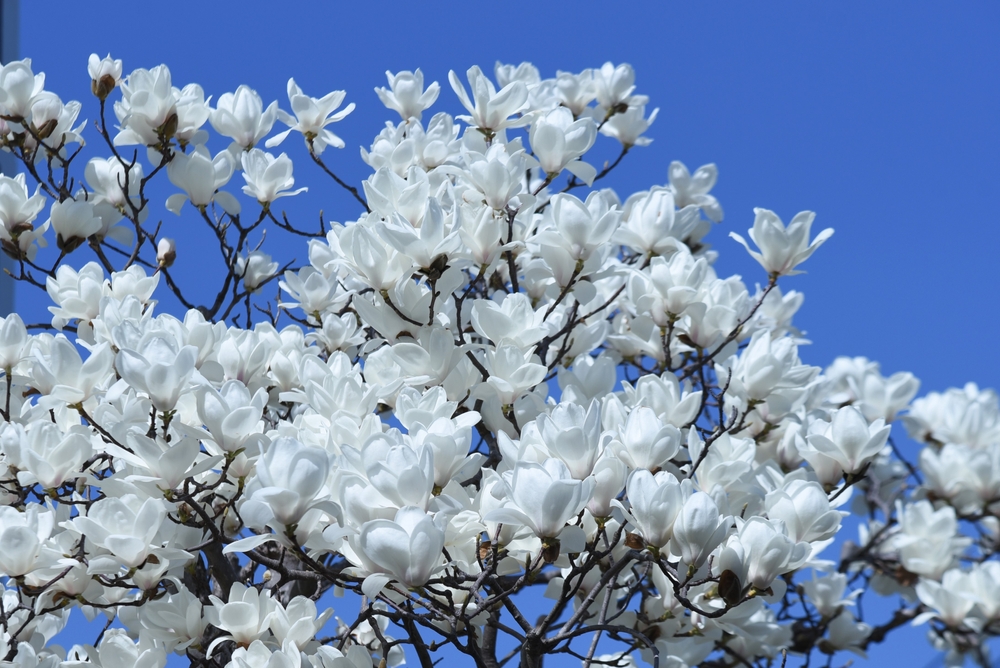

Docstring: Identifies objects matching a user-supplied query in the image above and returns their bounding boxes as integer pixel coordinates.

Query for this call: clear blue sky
[15,2,1000,666]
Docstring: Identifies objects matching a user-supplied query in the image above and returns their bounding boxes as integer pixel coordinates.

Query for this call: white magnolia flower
[166,146,240,215]
[234,250,279,293]
[824,610,872,658]
[48,198,102,251]
[554,69,596,116]
[599,104,658,148]
[240,148,306,204]
[801,572,860,619]
[85,156,144,211]
[136,586,208,653]
[0,59,46,119]
[629,248,709,325]
[802,405,891,479]
[529,106,597,183]
[266,78,355,154]
[668,161,723,222]
[16,422,92,489]
[622,469,686,549]
[31,336,113,405]
[207,583,278,653]
[245,436,332,527]
[479,341,548,406]
[210,85,278,152]
[615,187,700,256]
[116,335,198,412]
[593,62,645,111]
[0,506,53,577]
[670,491,732,568]
[357,506,448,597]
[26,91,85,152]
[586,455,628,518]
[613,406,682,471]
[764,478,844,543]
[488,458,594,539]
[156,237,176,267]
[730,208,834,277]
[73,494,167,568]
[717,516,809,594]
[0,313,28,368]
[448,65,529,135]
[464,143,531,211]
[0,172,48,260]
[375,69,440,121]
[196,379,267,453]
[94,630,168,668]
[114,64,209,147]
[470,292,550,349]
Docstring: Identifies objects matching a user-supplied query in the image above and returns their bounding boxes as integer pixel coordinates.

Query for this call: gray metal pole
[0,0,17,316]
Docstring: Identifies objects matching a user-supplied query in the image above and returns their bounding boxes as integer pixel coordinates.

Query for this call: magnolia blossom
[116,336,199,412]
[615,188,700,256]
[593,62,644,111]
[670,491,732,567]
[234,250,279,292]
[245,436,331,526]
[448,65,529,135]
[0,59,45,119]
[165,146,240,215]
[667,161,723,222]
[730,208,834,277]
[266,78,355,154]
[48,198,102,251]
[802,405,891,479]
[718,517,810,593]
[489,458,595,539]
[207,583,277,652]
[72,495,167,568]
[0,313,27,368]
[357,506,448,597]
[240,149,306,204]
[600,104,658,148]
[114,64,209,147]
[614,407,682,471]
[529,106,597,182]
[210,84,278,151]
[375,69,440,121]
[623,470,686,549]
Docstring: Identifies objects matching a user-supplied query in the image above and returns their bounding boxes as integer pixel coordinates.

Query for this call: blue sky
[13,1,1000,665]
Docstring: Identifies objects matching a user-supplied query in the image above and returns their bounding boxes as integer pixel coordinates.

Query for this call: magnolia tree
[0,53,994,668]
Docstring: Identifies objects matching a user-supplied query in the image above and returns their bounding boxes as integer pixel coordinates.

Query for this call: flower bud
[88,53,122,100]
[157,237,176,268]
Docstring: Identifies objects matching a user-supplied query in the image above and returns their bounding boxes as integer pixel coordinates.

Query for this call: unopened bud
[88,53,122,101]
[157,238,176,268]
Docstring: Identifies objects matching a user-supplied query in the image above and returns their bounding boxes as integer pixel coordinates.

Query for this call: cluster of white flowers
[0,54,993,668]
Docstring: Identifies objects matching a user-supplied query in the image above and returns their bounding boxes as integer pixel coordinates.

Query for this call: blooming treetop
[0,54,992,668]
